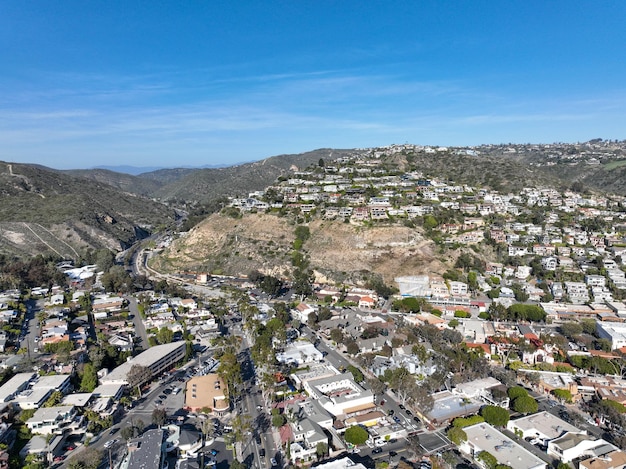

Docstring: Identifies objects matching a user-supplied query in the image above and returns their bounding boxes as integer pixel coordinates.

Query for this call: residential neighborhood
[3,143,626,469]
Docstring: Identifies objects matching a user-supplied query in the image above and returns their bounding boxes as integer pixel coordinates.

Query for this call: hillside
[64,168,162,197]
[150,212,449,284]
[147,148,354,203]
[0,162,176,258]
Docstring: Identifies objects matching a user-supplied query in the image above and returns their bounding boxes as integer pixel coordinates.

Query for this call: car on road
[372,447,383,454]
[393,416,401,424]
[389,451,398,457]
[388,409,394,415]
[210,449,218,456]
[109,428,118,435]
[104,439,117,449]
[260,448,266,457]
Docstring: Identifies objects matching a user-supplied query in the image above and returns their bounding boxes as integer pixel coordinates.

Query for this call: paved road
[238,335,281,468]
[126,296,149,352]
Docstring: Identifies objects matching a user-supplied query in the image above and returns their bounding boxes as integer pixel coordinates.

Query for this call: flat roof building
[185,374,229,414]
[0,373,34,403]
[127,429,165,469]
[425,390,482,427]
[100,341,186,386]
[507,411,581,444]
[461,423,546,469]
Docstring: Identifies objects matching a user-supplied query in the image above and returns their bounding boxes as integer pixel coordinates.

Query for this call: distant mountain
[93,165,165,175]
[0,161,176,259]
[93,162,241,175]
[70,149,352,204]
[147,148,352,203]
[64,168,162,196]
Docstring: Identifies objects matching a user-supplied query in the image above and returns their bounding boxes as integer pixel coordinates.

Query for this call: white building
[100,341,186,386]
[547,432,617,463]
[596,322,626,350]
[460,423,546,469]
[26,406,84,435]
[276,341,323,366]
[303,373,375,417]
[507,411,581,445]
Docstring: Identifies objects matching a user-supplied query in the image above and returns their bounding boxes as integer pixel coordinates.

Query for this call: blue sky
[1,1,625,169]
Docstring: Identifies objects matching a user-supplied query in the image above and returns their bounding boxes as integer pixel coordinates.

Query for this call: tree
[80,363,98,392]
[513,396,538,414]
[272,414,286,427]
[330,328,343,344]
[156,327,174,344]
[66,448,102,469]
[43,391,63,408]
[481,405,510,427]
[120,426,134,440]
[345,339,359,356]
[447,426,467,445]
[560,322,583,339]
[126,364,152,396]
[316,441,329,459]
[477,451,498,469]
[366,377,387,398]
[507,386,528,401]
[552,389,573,403]
[344,425,369,446]
[347,365,364,383]
[152,408,167,427]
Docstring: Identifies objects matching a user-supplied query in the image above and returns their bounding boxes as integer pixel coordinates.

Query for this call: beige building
[185,374,229,414]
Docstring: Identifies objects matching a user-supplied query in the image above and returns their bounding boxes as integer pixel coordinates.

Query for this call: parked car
[270,457,277,466]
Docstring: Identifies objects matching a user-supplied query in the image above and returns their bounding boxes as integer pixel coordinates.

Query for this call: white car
[104,439,118,449]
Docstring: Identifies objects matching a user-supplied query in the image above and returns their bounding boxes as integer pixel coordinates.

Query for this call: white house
[460,423,546,469]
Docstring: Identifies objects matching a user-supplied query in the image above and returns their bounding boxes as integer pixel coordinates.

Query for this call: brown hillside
[152,212,449,284]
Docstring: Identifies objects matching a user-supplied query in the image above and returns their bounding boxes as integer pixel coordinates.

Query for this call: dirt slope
[153,213,449,284]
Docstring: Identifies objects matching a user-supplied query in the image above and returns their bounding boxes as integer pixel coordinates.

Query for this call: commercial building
[303,373,375,418]
[596,322,626,350]
[184,374,229,414]
[460,423,546,469]
[100,341,186,386]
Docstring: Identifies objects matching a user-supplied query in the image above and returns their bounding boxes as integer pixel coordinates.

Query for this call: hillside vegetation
[0,162,176,258]
[151,212,449,284]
